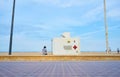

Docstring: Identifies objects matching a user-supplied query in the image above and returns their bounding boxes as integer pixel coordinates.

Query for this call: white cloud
[109,25,120,30]
[0,0,12,11]
[77,25,120,40]
[80,5,104,25]
[81,39,105,51]
[33,0,60,5]
[0,0,4,9]
[80,30,102,38]
[32,0,96,8]
[30,17,82,34]
[0,35,9,51]
[0,34,51,51]
[12,34,46,51]
[105,0,120,19]
[49,17,82,26]
[108,8,120,18]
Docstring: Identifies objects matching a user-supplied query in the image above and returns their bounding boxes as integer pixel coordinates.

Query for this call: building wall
[52,37,80,55]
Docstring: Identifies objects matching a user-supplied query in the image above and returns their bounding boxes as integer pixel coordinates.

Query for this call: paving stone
[0,61,120,77]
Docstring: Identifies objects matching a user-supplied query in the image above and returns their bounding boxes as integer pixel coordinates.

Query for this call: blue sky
[0,0,120,52]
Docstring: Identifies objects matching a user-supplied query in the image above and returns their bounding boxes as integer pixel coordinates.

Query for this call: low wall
[0,55,120,61]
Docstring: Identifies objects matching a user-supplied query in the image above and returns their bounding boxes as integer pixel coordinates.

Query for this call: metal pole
[104,0,109,54]
[9,0,16,55]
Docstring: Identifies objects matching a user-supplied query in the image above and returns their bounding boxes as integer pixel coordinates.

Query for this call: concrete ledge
[0,55,120,61]
[0,52,120,61]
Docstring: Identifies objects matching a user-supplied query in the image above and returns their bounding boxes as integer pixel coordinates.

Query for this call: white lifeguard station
[52,32,80,55]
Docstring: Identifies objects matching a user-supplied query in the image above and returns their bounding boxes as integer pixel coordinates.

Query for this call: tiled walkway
[0,61,120,77]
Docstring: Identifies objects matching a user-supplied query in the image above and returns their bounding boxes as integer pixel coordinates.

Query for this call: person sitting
[117,48,119,54]
[42,46,47,55]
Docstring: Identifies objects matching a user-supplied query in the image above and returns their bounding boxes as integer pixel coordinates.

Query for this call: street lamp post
[9,0,16,55]
[104,0,109,54]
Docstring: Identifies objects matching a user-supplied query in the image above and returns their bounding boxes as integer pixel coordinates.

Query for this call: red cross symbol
[73,45,77,50]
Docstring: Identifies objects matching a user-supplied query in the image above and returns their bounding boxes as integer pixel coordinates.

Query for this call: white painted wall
[52,37,80,55]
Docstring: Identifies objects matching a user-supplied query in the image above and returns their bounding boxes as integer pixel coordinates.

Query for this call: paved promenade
[0,61,120,77]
